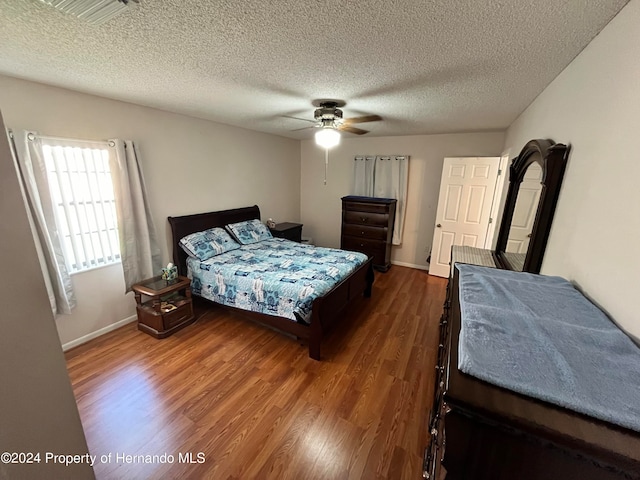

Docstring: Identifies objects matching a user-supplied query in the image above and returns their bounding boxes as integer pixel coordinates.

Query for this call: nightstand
[269,222,303,242]
[132,275,195,338]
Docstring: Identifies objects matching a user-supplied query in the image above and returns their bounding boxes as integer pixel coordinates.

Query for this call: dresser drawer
[341,235,386,266]
[341,235,385,253]
[343,210,389,227]
[424,410,446,480]
[164,303,193,329]
[342,200,391,214]
[342,223,388,240]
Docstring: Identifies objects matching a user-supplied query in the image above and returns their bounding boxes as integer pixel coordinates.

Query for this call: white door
[505,162,543,253]
[429,157,500,277]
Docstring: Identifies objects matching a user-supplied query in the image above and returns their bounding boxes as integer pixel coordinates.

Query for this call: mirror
[494,139,570,273]
[503,162,543,271]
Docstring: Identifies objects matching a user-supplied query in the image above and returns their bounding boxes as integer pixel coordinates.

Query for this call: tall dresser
[341,196,396,272]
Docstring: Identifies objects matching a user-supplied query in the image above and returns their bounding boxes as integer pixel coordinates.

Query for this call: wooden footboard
[309,257,374,360]
[168,206,375,361]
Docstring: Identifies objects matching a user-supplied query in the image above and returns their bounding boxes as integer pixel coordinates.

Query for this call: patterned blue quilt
[187,238,368,323]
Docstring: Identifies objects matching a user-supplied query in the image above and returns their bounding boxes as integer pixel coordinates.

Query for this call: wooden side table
[132,275,195,338]
[269,222,303,242]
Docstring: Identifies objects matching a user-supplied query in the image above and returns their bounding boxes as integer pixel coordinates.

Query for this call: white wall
[503,0,640,340]
[0,74,300,346]
[300,132,505,269]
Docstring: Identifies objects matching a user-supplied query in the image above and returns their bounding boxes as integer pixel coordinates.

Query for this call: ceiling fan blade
[338,125,369,135]
[281,115,316,123]
[341,114,382,125]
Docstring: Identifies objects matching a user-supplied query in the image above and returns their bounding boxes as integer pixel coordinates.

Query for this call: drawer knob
[361,217,367,222]
[360,243,364,247]
[361,231,365,235]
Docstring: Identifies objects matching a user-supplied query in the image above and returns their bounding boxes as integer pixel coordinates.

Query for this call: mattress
[187,238,368,323]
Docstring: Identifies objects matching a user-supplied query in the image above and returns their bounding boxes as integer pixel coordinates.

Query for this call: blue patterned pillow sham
[180,227,240,261]
[226,219,273,245]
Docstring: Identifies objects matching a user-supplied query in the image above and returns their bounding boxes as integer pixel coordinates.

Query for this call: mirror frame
[494,139,570,273]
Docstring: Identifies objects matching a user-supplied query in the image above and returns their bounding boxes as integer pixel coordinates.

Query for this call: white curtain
[109,139,162,292]
[10,130,76,314]
[352,156,375,196]
[352,155,409,245]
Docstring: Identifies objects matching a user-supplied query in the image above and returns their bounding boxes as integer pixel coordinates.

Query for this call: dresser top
[269,222,302,232]
[451,246,497,270]
[341,195,397,204]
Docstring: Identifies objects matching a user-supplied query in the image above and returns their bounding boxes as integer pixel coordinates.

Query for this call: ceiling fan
[286,100,382,148]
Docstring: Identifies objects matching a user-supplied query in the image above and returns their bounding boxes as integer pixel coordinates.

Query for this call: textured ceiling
[0,0,630,139]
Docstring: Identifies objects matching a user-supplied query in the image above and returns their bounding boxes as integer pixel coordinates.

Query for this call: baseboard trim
[61,315,137,352]
[391,260,430,271]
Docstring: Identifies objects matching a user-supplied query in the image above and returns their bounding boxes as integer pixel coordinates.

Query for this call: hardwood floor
[65,266,447,479]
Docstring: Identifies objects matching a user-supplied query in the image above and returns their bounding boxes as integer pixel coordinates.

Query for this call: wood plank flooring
[65,266,447,479]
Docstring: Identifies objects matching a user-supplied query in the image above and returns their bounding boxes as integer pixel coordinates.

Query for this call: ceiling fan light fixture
[315,128,341,149]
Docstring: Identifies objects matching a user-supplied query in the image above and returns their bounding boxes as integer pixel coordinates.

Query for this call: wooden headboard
[167,205,261,276]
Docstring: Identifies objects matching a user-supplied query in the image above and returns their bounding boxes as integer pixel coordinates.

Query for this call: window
[42,141,121,273]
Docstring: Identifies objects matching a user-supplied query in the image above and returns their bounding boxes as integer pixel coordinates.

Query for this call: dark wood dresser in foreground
[340,196,396,272]
[425,252,640,480]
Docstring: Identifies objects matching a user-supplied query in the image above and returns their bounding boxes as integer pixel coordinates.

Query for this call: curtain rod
[27,132,114,147]
[354,155,408,160]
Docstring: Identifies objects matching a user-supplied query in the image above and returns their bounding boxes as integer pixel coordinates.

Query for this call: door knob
[436,224,442,228]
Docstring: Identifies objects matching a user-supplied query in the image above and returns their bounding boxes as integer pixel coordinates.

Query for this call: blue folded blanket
[457,264,640,433]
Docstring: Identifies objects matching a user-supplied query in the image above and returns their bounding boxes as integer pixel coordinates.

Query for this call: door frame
[484,151,511,249]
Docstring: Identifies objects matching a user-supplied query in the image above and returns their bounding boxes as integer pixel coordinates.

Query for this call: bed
[168,205,374,360]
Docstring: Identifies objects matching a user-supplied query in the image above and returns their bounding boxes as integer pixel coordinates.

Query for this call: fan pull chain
[324,148,329,185]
